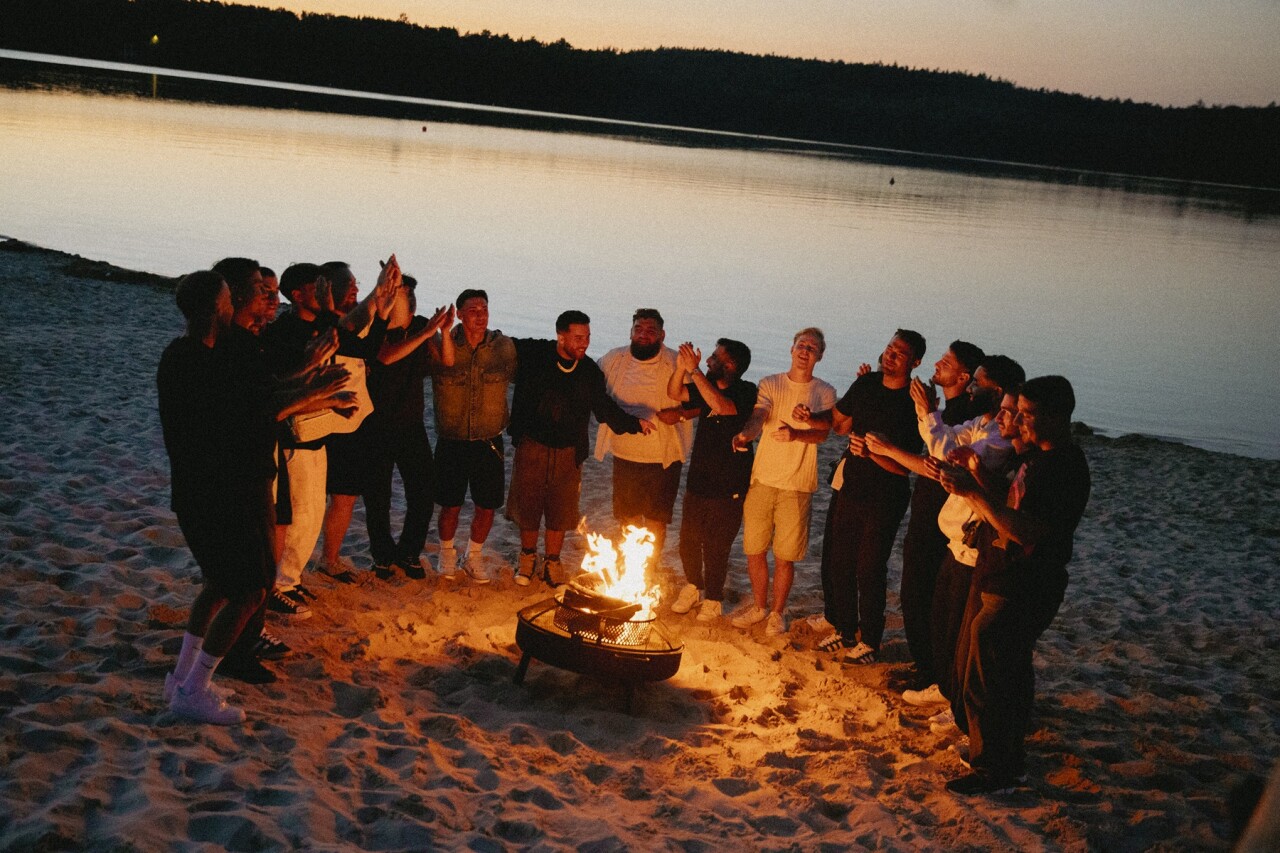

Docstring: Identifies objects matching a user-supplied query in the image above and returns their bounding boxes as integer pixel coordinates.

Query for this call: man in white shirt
[730,328,837,637]
[594,309,693,564]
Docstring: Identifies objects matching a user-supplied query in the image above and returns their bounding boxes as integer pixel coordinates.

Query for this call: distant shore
[1,238,1277,850]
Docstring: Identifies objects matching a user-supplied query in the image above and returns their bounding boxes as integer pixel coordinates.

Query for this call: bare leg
[438,505,462,543]
[772,557,795,614]
[520,528,541,551]
[186,586,227,638]
[746,552,770,610]
[322,494,357,564]
[470,507,495,545]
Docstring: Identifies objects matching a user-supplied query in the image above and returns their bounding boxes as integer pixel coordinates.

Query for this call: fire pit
[512,527,684,708]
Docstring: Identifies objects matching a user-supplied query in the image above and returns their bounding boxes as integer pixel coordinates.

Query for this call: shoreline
[2,236,1271,463]
[1,240,1277,849]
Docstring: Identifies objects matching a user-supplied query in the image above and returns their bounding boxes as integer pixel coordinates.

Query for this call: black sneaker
[371,561,397,581]
[399,559,427,580]
[541,557,564,587]
[944,771,1024,796]
[253,629,291,661]
[216,654,278,684]
[268,587,312,620]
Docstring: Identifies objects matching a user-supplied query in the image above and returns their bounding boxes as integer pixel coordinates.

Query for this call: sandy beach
[1,238,1277,851]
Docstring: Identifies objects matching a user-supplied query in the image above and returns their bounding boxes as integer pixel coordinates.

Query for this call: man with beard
[507,310,654,586]
[594,309,693,567]
[159,270,350,723]
[938,375,1090,795]
[863,354,1025,705]
[803,330,925,663]
[665,339,756,621]
[261,258,399,616]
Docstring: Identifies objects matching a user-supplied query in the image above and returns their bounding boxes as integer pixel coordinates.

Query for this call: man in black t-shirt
[506,310,654,585]
[937,375,1091,796]
[804,330,925,664]
[664,339,757,621]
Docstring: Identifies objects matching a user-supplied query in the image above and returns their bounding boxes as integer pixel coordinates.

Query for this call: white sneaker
[164,672,233,704]
[764,611,787,636]
[436,547,458,578]
[695,600,722,622]
[169,684,246,725]
[842,641,878,665]
[903,683,948,707]
[670,583,701,614]
[930,709,959,734]
[462,551,491,584]
[514,551,536,586]
[730,604,768,629]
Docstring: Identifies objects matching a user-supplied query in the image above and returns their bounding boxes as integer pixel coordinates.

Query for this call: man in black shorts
[428,289,515,582]
[507,311,654,585]
[159,270,349,723]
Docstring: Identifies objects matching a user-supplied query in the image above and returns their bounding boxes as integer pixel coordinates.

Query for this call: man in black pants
[893,341,984,687]
[938,375,1091,795]
[803,330,925,664]
[364,276,453,579]
[665,338,757,621]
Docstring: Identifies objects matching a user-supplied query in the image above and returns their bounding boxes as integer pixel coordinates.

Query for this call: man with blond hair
[730,328,837,637]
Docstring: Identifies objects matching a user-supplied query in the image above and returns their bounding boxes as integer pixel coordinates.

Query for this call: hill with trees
[4,0,1277,188]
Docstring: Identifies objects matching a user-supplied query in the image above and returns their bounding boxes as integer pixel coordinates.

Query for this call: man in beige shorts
[730,328,837,636]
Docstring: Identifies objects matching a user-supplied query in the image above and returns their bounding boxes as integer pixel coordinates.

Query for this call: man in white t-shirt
[594,309,694,564]
[730,328,837,636]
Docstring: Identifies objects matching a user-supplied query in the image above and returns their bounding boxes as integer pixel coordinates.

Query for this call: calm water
[2,76,1278,459]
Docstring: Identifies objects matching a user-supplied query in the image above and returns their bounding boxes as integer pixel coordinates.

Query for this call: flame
[579,524,662,614]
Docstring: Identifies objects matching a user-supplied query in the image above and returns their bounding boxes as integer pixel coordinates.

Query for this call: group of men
[159,259,1090,796]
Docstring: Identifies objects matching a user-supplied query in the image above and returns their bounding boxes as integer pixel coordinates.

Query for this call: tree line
[4,0,1278,189]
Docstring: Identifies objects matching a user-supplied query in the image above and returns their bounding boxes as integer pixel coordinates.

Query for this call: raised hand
[864,430,894,456]
[791,403,811,423]
[770,423,795,442]
[316,275,334,314]
[910,376,938,416]
[848,432,869,457]
[677,342,700,373]
[857,362,872,377]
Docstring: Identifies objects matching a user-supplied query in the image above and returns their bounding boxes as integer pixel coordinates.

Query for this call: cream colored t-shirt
[746,373,838,493]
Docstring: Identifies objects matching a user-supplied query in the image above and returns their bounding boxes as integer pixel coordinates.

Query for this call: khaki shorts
[741,482,813,562]
[506,438,581,531]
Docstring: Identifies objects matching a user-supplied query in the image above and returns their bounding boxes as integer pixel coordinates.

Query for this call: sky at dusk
[228,0,1280,107]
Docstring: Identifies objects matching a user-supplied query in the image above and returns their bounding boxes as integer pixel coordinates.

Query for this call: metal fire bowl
[514,598,683,687]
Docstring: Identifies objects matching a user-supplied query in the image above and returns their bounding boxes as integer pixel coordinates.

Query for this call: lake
[1,52,1277,459]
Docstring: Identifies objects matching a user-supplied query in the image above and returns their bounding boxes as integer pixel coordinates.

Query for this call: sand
[1,238,1277,851]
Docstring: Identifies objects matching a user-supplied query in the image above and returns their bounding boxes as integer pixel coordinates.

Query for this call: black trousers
[930,552,974,699]
[678,490,744,602]
[364,420,434,566]
[951,574,1067,779]
[899,478,951,679]
[819,484,910,648]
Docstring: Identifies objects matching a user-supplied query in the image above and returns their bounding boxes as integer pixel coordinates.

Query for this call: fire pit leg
[514,652,532,685]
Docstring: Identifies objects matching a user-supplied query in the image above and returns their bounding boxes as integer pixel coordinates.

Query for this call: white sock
[468,540,483,554]
[175,633,204,680]
[181,650,221,695]
[440,538,455,552]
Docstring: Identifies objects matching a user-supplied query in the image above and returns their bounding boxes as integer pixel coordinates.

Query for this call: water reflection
[0,80,1277,458]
